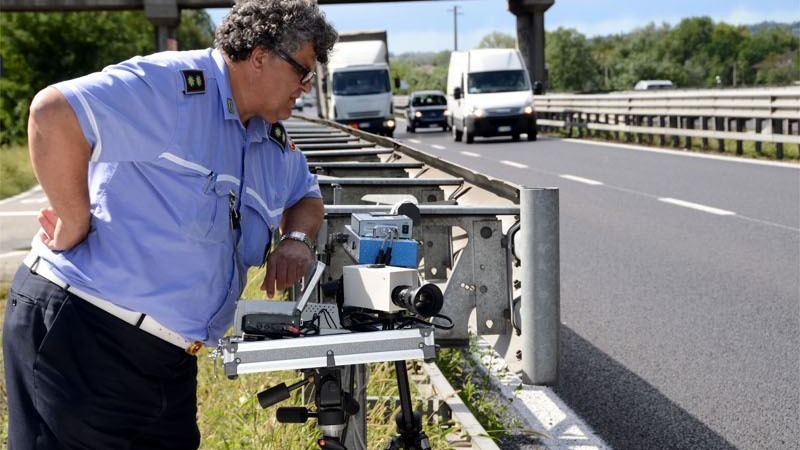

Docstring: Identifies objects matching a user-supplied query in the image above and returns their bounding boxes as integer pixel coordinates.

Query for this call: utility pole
[446,5,462,51]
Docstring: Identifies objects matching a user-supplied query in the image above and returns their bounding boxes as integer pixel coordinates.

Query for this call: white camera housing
[342,264,419,313]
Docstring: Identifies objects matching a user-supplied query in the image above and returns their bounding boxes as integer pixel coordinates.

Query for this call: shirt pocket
[239,188,280,268]
[180,172,230,243]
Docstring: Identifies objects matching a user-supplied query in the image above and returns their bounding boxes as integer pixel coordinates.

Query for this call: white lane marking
[563,138,800,170]
[0,186,41,206]
[460,151,481,157]
[0,250,29,259]
[560,174,604,185]
[408,139,421,144]
[0,211,39,217]
[501,160,528,169]
[658,198,736,216]
[431,144,446,150]
[21,197,48,204]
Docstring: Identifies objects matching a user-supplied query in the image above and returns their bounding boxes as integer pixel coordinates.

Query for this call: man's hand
[37,207,90,251]
[260,239,314,298]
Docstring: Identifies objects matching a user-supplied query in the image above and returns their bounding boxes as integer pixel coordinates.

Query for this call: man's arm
[260,196,324,298]
[28,87,92,251]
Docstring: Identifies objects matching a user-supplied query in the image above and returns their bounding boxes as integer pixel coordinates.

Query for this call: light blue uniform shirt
[36,49,321,344]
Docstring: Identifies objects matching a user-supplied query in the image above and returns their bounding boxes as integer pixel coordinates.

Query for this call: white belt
[23,252,204,355]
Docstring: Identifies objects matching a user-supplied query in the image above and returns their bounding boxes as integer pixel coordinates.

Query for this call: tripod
[257,359,430,450]
[384,359,431,450]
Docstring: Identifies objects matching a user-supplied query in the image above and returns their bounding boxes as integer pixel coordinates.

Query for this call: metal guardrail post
[519,187,560,385]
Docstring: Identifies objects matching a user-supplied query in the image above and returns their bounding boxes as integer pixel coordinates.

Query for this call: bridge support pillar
[145,0,180,51]
[508,0,554,93]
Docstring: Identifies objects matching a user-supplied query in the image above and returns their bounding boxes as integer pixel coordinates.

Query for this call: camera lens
[391,284,443,318]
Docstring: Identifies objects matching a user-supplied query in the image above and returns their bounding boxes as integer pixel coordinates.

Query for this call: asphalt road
[0,187,43,282]
[395,120,799,450]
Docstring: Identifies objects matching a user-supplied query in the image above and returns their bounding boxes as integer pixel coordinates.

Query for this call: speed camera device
[342,264,443,318]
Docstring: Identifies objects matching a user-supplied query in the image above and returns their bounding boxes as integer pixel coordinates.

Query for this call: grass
[0,273,462,449]
[0,144,37,199]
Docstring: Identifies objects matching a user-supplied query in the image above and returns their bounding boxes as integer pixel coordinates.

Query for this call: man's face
[256,43,316,123]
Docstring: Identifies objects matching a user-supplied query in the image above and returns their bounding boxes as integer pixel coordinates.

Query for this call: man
[3,1,337,448]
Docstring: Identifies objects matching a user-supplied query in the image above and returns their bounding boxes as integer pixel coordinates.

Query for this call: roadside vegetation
[391,19,799,94]
[0,268,519,448]
[0,144,36,199]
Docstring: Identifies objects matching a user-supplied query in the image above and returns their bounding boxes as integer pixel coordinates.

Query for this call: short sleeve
[284,149,322,209]
[52,56,179,163]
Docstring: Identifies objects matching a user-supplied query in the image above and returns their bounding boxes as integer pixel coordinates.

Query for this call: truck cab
[316,32,396,137]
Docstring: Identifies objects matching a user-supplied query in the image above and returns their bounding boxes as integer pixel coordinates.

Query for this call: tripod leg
[391,360,432,449]
[344,364,369,450]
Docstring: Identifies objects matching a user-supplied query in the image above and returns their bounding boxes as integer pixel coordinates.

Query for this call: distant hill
[748,21,800,36]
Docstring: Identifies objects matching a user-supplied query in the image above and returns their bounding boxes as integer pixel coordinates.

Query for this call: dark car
[405,90,449,132]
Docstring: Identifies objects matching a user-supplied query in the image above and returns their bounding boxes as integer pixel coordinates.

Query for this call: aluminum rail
[299,116,522,202]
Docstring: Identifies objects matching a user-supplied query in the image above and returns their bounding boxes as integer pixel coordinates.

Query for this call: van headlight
[471,107,486,118]
[384,119,395,128]
[523,105,534,114]
[414,111,423,118]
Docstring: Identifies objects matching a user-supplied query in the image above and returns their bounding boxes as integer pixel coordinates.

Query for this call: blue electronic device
[343,225,418,268]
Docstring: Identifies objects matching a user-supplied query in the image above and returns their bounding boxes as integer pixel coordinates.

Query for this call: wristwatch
[280,231,315,254]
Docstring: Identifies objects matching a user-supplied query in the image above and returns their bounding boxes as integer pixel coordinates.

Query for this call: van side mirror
[532,81,543,95]
[394,76,401,90]
[453,86,462,100]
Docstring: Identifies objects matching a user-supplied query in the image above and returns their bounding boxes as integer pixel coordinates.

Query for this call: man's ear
[250,47,270,72]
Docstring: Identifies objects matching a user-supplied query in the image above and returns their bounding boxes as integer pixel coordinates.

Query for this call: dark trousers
[3,265,201,450]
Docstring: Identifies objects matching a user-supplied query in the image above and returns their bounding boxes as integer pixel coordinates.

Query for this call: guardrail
[534,87,800,158]
[280,115,562,448]
[287,115,560,387]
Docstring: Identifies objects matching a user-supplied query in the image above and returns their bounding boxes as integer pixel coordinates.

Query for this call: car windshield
[411,94,447,107]
[332,69,391,96]
[467,70,529,94]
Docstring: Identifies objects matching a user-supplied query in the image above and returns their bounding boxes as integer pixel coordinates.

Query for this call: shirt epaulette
[269,122,288,149]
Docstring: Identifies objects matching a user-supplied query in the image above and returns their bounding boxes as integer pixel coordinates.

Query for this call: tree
[477,32,516,49]
[0,10,215,144]
[545,28,601,92]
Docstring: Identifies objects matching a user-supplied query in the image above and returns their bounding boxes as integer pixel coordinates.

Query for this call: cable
[320,308,337,329]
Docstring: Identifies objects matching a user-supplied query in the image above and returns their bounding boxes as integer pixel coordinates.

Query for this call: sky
[207,0,800,54]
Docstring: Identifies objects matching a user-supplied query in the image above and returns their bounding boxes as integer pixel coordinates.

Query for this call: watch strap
[280,231,314,253]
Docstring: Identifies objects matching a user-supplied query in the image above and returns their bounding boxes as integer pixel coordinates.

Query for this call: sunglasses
[274,48,315,85]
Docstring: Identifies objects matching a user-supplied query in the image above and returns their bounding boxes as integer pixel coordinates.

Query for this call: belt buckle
[185,341,204,355]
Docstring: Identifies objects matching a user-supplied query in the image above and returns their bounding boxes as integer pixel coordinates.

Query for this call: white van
[446,49,537,144]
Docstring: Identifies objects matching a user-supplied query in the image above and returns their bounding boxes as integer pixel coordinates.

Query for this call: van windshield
[332,69,391,96]
[467,70,529,94]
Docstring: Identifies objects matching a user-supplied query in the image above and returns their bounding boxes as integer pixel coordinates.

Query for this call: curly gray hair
[215,0,338,64]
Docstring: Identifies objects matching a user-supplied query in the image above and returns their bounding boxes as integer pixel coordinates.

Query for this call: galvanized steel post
[519,187,560,385]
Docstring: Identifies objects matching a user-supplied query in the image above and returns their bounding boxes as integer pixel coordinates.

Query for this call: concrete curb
[469,337,610,449]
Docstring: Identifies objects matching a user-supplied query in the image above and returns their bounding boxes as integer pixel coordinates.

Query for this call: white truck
[446,48,537,144]
[315,30,396,137]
